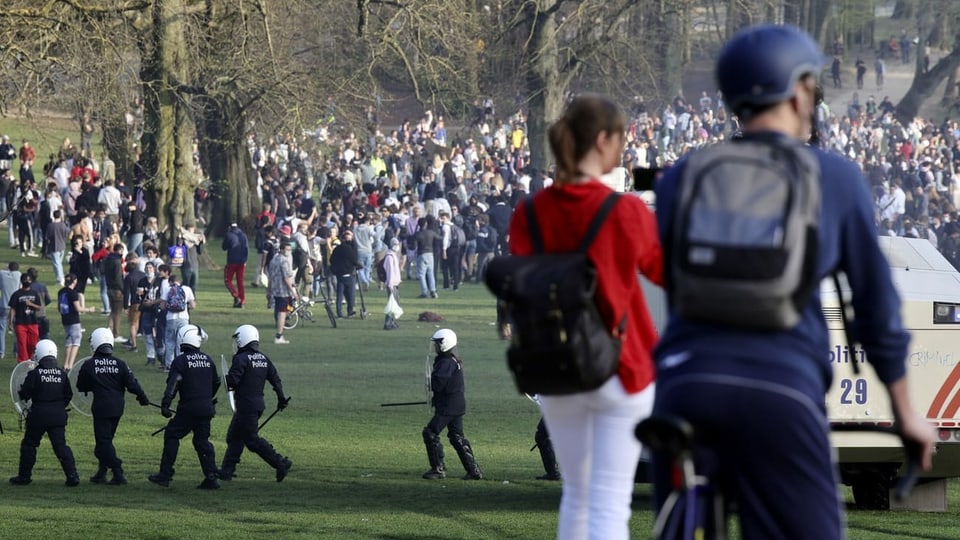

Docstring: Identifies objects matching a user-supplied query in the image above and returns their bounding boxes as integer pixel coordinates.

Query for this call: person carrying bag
[493,95,664,540]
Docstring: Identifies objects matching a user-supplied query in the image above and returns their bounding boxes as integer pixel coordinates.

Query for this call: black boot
[536,452,561,480]
[108,467,128,485]
[197,475,221,490]
[275,456,292,483]
[535,420,561,481]
[451,435,482,480]
[56,446,79,487]
[148,473,171,487]
[218,464,235,481]
[422,428,446,480]
[90,466,108,484]
[15,443,37,485]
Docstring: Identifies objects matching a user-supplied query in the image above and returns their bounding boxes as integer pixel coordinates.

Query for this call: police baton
[258,397,291,432]
[149,403,179,436]
[380,401,428,407]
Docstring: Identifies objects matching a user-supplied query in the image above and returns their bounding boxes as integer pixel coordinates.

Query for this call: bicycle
[283,298,316,330]
[312,274,338,329]
[635,415,922,540]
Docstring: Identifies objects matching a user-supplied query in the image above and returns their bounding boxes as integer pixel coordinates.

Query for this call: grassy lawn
[0,114,90,166]
[0,245,955,539]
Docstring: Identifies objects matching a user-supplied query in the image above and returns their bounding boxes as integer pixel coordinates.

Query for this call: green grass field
[0,248,956,540]
[0,114,89,167]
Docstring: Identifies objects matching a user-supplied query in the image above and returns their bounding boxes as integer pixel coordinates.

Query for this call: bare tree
[894,0,960,123]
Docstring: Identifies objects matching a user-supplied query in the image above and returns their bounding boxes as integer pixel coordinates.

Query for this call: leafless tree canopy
[0,0,955,228]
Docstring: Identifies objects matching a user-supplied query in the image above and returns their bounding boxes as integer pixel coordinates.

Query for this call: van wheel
[852,474,890,510]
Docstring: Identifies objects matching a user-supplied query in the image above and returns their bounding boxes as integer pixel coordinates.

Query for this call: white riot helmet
[232,324,259,351]
[431,328,458,353]
[34,339,58,362]
[177,324,208,352]
[90,327,115,354]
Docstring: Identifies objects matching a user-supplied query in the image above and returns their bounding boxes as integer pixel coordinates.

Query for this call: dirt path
[681,52,941,121]
[820,58,924,119]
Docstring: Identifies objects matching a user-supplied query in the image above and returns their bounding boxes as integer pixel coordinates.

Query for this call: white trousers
[540,377,655,540]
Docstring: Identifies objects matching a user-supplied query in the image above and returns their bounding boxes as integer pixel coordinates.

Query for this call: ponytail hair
[548,117,577,184]
[548,95,625,185]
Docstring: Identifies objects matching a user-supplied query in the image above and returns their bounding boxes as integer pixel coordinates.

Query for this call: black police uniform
[149,344,220,488]
[10,356,79,486]
[534,417,560,481]
[76,350,150,484]
[422,349,482,480]
[219,344,291,482]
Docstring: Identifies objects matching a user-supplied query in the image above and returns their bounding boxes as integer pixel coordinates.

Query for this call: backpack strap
[576,193,621,253]
[526,193,621,254]
[525,196,545,254]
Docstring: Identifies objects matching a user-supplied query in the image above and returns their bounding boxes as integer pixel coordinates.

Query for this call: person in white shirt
[53,160,70,194]
[159,266,195,370]
[878,179,906,225]
[97,179,122,224]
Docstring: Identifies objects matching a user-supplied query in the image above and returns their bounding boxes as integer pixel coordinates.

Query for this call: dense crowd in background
[245,79,960,313]
[1,70,959,355]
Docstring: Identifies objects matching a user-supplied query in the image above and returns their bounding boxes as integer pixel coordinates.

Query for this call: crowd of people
[0,22,948,535]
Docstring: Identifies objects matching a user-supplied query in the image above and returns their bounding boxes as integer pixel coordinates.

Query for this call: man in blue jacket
[222,223,249,308]
[651,24,935,540]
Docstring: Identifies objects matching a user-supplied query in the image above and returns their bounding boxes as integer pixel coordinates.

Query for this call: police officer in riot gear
[534,417,560,481]
[76,327,150,485]
[218,324,292,482]
[422,328,482,480]
[10,340,80,486]
[148,324,221,489]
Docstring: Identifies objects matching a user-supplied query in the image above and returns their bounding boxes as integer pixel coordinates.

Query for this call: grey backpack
[670,137,821,330]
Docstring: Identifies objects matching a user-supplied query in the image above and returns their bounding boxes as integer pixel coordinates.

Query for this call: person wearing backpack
[159,269,195,371]
[650,25,935,540]
[506,96,664,540]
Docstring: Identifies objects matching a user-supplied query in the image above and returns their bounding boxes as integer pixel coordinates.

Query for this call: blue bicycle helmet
[716,24,824,117]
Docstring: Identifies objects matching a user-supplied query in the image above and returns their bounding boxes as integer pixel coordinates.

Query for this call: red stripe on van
[928,363,960,418]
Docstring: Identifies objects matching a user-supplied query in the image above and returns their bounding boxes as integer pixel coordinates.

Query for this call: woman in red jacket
[508,95,663,540]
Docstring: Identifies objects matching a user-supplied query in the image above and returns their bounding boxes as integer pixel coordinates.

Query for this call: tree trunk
[942,66,960,105]
[893,0,915,20]
[524,3,562,171]
[895,50,960,123]
[198,95,259,237]
[784,0,801,26]
[139,0,197,240]
[659,0,685,101]
[813,0,833,48]
[726,0,751,38]
[101,114,134,183]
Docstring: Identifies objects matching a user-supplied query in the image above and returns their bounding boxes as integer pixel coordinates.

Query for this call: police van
[639,235,960,511]
[825,236,960,511]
